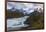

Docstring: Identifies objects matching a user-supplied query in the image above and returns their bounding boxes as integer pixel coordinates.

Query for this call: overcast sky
[7,2,43,9]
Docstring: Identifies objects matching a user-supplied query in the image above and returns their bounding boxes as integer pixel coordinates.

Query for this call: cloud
[7,2,43,14]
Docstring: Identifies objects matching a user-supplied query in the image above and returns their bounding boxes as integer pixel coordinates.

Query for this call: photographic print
[6,1,44,32]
